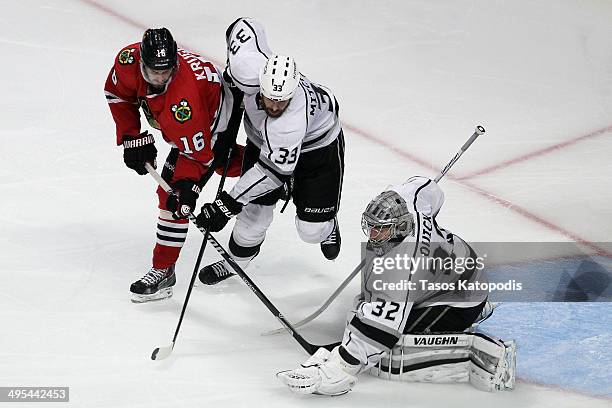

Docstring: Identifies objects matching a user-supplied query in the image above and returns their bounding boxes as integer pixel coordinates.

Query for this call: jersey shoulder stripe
[241,19,270,59]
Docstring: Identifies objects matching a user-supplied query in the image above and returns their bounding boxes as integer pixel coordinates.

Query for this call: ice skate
[320,218,341,260]
[198,260,235,285]
[130,265,176,303]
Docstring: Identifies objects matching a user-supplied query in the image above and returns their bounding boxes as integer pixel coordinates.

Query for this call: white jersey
[343,176,487,369]
[362,176,484,307]
[225,18,342,204]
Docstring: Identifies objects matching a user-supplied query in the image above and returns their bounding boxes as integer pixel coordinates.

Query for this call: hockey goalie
[277,176,516,396]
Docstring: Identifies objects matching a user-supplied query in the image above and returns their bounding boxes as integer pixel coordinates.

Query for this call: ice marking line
[343,122,611,257]
[78,0,148,32]
[517,378,612,402]
[457,179,611,257]
[78,0,223,66]
[458,124,612,180]
[80,0,611,271]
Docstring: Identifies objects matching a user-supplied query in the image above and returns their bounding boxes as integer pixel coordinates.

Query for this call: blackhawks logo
[118,48,136,65]
[171,99,192,123]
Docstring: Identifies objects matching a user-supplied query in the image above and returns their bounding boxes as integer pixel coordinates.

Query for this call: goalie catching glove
[277,347,360,396]
[195,191,242,232]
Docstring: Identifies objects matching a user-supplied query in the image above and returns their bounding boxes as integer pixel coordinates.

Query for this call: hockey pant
[225,135,345,267]
[225,203,336,269]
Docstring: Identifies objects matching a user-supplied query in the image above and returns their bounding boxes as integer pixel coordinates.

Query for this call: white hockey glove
[277,347,360,396]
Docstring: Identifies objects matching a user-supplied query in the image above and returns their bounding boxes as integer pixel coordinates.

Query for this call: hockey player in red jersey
[104,27,243,303]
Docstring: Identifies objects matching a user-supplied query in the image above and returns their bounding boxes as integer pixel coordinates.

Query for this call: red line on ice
[345,124,610,257]
[458,124,612,180]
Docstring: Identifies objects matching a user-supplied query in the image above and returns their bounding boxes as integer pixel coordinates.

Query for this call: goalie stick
[262,259,365,336]
[147,164,339,358]
[262,125,486,336]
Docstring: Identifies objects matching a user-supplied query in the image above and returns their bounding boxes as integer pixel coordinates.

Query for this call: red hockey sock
[152,212,188,269]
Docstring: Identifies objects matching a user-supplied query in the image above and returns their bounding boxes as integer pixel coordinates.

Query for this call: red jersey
[104,43,227,167]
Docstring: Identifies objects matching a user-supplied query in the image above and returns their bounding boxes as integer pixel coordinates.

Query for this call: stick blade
[261,327,288,336]
[151,343,174,360]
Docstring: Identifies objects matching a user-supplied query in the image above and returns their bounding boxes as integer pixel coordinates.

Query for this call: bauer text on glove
[195,191,242,232]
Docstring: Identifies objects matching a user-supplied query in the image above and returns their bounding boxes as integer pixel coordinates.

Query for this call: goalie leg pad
[369,333,516,392]
[470,339,516,391]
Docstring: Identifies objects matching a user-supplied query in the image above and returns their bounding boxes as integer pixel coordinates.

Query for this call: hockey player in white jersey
[195,18,345,284]
[277,176,516,396]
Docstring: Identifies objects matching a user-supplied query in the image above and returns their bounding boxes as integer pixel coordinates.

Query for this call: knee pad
[295,218,334,244]
[232,204,275,247]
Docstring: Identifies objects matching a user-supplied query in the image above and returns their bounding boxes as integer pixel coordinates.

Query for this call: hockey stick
[435,125,485,182]
[147,165,338,356]
[148,150,233,361]
[263,125,486,336]
[261,259,365,336]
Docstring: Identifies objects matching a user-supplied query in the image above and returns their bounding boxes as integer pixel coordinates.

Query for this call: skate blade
[131,287,173,303]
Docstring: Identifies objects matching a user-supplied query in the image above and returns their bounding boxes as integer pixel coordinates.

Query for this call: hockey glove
[277,346,359,396]
[195,191,242,232]
[212,131,238,169]
[122,132,157,175]
[166,179,202,219]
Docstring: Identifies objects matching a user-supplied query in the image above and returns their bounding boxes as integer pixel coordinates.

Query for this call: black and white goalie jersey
[345,176,488,369]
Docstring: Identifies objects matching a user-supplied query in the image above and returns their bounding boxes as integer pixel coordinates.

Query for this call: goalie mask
[361,190,414,256]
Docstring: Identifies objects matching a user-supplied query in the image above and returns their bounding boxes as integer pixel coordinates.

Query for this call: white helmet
[259,55,300,101]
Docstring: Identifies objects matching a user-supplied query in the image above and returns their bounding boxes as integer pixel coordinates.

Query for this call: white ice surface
[1,1,611,407]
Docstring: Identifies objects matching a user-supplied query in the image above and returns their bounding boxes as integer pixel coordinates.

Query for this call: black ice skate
[130,265,176,303]
[320,218,341,260]
[198,260,235,285]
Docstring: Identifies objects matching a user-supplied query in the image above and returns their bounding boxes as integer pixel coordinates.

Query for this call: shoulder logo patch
[118,48,136,65]
[171,99,192,123]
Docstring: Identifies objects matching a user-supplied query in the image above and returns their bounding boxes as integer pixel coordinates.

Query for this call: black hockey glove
[166,179,202,219]
[212,131,238,169]
[195,191,242,232]
[122,132,157,175]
